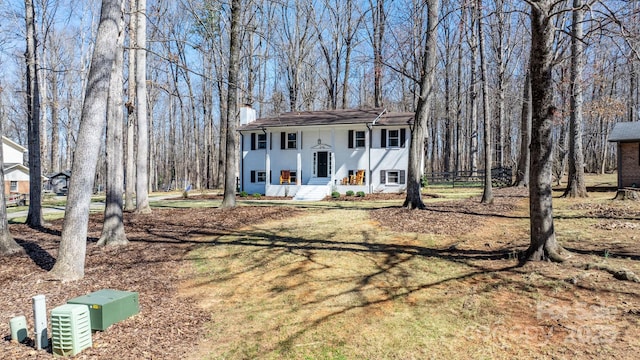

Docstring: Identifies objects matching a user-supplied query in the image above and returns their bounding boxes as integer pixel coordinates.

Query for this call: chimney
[240,105,256,126]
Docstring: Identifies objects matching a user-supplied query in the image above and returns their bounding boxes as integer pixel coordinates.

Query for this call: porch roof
[238,108,414,131]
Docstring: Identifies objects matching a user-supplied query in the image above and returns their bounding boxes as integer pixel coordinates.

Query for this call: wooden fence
[424,167,513,188]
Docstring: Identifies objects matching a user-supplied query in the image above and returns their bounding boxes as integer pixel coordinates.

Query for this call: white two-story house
[238,107,415,200]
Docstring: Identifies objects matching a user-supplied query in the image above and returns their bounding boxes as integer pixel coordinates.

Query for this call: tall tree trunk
[125,0,137,211]
[0,111,24,256]
[514,70,531,187]
[98,0,128,246]
[563,0,587,198]
[468,2,479,175]
[372,0,385,108]
[524,0,565,262]
[222,0,241,208]
[135,0,150,213]
[403,0,440,210]
[49,0,122,280]
[478,0,493,204]
[50,69,60,173]
[25,0,44,228]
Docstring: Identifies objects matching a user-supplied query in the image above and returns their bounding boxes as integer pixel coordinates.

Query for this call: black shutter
[400,170,406,184]
[381,129,387,148]
[269,170,272,183]
[281,132,286,149]
[348,130,354,148]
[251,133,256,150]
[251,171,256,183]
[400,129,406,148]
[380,170,386,184]
[270,133,272,150]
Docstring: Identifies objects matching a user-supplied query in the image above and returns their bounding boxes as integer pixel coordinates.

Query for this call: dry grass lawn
[180,180,640,359]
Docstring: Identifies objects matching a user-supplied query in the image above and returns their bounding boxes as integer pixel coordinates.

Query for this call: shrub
[331,191,340,199]
[252,193,262,199]
[181,190,189,199]
[345,190,355,196]
[356,191,366,197]
[239,191,248,197]
[421,176,429,188]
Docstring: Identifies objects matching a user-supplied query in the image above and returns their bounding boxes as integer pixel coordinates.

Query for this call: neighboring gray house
[609,122,640,189]
[237,107,416,200]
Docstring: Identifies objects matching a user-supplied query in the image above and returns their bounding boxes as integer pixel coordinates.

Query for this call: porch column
[265,133,271,193]
[297,152,302,185]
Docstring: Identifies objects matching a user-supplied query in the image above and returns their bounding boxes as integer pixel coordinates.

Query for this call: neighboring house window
[250,133,267,150]
[380,170,406,185]
[290,171,297,183]
[250,171,267,183]
[381,128,407,148]
[10,181,18,192]
[348,130,366,148]
[281,132,298,149]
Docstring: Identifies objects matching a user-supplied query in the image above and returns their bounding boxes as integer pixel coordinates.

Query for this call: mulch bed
[1,206,297,359]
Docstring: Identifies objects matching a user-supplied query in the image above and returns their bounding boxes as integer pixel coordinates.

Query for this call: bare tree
[125,0,137,211]
[222,0,241,208]
[403,0,440,210]
[563,0,587,198]
[135,0,151,213]
[523,0,566,262]
[514,70,531,187]
[24,0,44,228]
[98,0,128,246]
[49,0,123,280]
[370,0,385,108]
[478,0,493,204]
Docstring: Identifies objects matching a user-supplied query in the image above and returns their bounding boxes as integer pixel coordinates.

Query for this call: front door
[317,151,328,178]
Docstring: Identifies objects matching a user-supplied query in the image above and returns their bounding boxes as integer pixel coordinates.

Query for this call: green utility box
[67,289,139,331]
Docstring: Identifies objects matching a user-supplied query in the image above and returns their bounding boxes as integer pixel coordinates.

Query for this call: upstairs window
[281,132,297,149]
[381,128,407,148]
[251,133,268,150]
[388,130,399,147]
[348,130,366,148]
[257,133,267,149]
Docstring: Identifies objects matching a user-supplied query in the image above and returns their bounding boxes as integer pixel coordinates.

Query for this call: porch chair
[355,170,365,185]
[280,170,291,184]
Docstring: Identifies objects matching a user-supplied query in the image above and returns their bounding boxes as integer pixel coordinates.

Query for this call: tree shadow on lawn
[188,227,621,350]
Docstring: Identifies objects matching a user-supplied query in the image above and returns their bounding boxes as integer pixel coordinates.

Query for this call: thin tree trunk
[478,0,493,204]
[25,0,44,228]
[468,2,479,175]
[135,0,150,213]
[563,0,587,197]
[99,0,128,246]
[403,0,440,210]
[51,69,60,173]
[372,0,385,108]
[49,0,122,280]
[524,0,565,263]
[514,70,531,187]
[125,0,137,211]
[222,0,241,208]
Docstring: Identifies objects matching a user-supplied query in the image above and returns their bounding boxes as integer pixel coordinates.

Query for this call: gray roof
[237,108,414,131]
[609,122,640,142]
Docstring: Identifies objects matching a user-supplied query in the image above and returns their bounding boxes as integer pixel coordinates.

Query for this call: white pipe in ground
[32,295,48,350]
